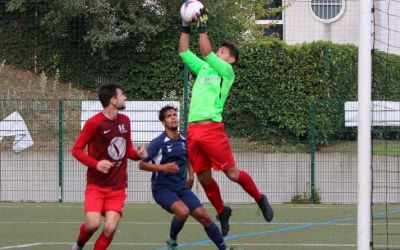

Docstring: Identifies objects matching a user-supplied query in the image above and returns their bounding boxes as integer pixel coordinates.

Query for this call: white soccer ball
[180,0,204,23]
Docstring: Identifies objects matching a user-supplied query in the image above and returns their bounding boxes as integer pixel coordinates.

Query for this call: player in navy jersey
[139,105,228,250]
[71,83,146,250]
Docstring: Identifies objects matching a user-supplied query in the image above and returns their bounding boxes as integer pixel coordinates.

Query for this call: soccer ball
[180,0,204,23]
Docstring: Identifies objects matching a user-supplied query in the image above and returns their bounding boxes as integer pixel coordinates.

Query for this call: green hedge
[225,39,400,145]
[225,39,359,145]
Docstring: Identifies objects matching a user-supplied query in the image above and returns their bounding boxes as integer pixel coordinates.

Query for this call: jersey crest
[107,136,127,162]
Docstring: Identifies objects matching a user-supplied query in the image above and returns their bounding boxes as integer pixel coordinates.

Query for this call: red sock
[76,224,94,247]
[94,232,113,250]
[202,178,224,215]
[236,170,262,202]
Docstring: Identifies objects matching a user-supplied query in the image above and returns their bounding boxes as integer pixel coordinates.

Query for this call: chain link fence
[1,99,399,204]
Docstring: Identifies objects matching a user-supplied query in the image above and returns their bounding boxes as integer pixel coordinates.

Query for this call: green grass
[319,140,400,155]
[231,138,309,153]
[231,138,400,155]
[0,202,399,249]
[372,140,400,154]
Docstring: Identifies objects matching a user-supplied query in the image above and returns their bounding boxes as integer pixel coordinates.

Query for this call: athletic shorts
[187,122,236,173]
[84,185,127,216]
[152,187,202,213]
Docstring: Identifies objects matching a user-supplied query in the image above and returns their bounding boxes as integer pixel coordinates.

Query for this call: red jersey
[72,112,140,189]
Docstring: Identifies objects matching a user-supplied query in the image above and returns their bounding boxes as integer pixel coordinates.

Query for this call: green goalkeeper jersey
[179,49,235,122]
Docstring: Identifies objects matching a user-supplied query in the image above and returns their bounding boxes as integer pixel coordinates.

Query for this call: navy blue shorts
[152,187,202,213]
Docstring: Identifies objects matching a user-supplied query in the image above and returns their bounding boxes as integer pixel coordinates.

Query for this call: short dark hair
[98,83,121,108]
[220,41,239,65]
[159,105,178,121]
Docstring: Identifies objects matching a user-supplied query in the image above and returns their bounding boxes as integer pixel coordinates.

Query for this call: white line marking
[201,204,359,210]
[0,204,368,210]
[0,221,357,225]
[1,221,399,226]
[0,242,163,249]
[1,242,399,249]
[3,221,400,226]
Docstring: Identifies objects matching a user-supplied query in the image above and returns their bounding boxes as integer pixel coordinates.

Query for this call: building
[258,0,400,55]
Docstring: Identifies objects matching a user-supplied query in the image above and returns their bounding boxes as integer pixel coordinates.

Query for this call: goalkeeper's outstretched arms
[179,6,210,54]
[197,7,212,57]
[179,11,190,53]
[178,6,207,75]
[179,32,190,53]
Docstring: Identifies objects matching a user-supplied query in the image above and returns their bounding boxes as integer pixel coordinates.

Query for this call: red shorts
[84,185,127,216]
[187,122,236,173]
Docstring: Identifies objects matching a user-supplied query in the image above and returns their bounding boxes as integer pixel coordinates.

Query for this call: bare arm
[199,32,212,57]
[179,32,190,53]
[139,160,179,173]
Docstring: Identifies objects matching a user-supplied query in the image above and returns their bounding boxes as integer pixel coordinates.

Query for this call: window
[263,0,282,20]
[264,25,283,39]
[310,0,345,23]
[257,0,283,39]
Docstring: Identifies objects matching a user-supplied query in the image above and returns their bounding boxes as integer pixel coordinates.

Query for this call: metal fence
[0,99,399,204]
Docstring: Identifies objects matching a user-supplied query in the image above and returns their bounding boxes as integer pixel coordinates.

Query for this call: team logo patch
[108,136,127,161]
[118,124,128,133]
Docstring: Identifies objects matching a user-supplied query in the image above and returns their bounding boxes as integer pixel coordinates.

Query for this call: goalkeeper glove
[196,7,208,33]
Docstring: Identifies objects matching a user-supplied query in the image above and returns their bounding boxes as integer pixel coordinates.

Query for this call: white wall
[283,0,400,55]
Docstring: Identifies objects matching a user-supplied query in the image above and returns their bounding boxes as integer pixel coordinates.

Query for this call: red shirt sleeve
[125,115,140,161]
[71,118,99,168]
[127,132,140,161]
[127,140,140,160]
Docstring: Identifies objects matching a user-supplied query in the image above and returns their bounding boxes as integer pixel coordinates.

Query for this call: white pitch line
[0,205,82,209]
[0,221,363,226]
[0,204,363,210]
[0,243,67,249]
[226,243,400,248]
[201,204,356,210]
[1,220,399,226]
[1,242,400,249]
[0,242,162,249]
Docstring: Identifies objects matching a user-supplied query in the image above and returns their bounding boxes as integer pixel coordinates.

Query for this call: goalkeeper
[178,7,274,237]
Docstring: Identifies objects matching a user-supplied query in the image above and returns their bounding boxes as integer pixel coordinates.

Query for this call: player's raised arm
[197,8,212,57]
[179,7,191,53]
[178,6,207,75]
[179,32,190,53]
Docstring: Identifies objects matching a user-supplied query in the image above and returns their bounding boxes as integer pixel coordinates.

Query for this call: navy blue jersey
[143,132,188,191]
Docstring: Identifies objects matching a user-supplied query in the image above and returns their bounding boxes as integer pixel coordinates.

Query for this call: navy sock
[205,223,226,250]
[170,216,185,240]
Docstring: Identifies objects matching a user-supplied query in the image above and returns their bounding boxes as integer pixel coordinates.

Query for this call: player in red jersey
[71,83,146,250]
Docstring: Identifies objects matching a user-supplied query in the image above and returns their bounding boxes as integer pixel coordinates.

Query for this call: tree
[0,0,277,95]
[3,0,273,51]
[3,0,171,51]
